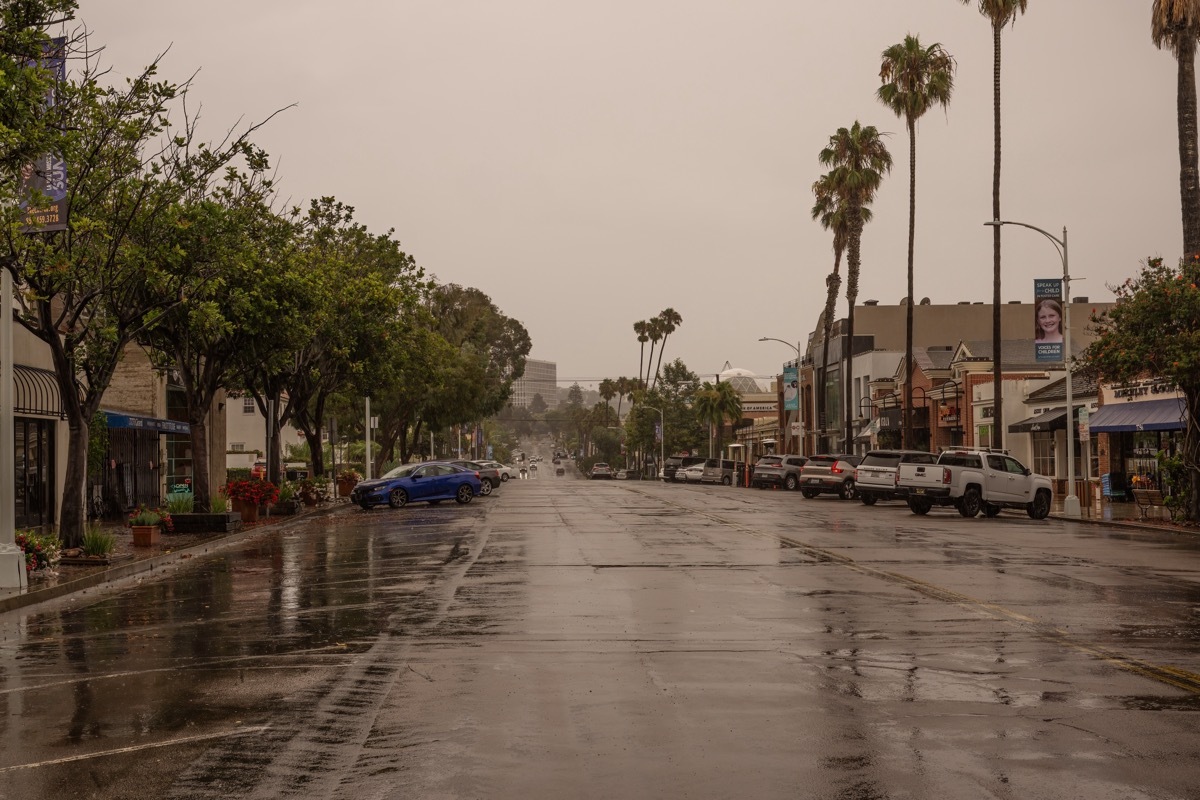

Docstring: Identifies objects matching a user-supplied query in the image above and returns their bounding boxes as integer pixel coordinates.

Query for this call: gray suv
[751,455,808,490]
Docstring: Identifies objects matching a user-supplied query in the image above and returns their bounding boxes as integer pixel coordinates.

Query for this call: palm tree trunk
[651,336,668,390]
[819,254,842,452]
[1177,35,1200,257]
[845,215,863,452]
[991,20,1004,451]
[904,116,917,451]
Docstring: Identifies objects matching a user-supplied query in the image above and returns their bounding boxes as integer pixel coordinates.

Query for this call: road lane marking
[0,725,271,772]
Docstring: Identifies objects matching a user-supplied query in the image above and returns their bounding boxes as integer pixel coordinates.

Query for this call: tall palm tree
[650,307,683,390]
[878,34,956,450]
[633,320,649,388]
[693,380,742,460]
[1153,0,1200,257]
[958,0,1028,450]
[645,318,665,388]
[614,376,634,423]
[818,122,892,451]
[599,378,616,421]
[812,172,853,451]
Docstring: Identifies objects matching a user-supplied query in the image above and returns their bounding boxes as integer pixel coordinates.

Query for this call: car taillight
[853,468,859,481]
[942,467,952,484]
[475,471,481,479]
[831,464,843,474]
[894,472,900,487]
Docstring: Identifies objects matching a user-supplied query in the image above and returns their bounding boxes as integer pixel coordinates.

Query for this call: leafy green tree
[693,380,743,459]
[818,122,892,450]
[958,0,1029,449]
[1153,0,1200,257]
[4,56,264,546]
[1082,255,1200,520]
[567,382,584,407]
[529,393,548,413]
[878,34,956,449]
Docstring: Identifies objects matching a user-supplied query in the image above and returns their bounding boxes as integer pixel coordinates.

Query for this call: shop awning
[854,418,880,442]
[1087,398,1186,433]
[13,364,65,418]
[103,411,190,434]
[1008,407,1069,433]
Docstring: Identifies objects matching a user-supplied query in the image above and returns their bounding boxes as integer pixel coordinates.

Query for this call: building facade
[510,358,557,409]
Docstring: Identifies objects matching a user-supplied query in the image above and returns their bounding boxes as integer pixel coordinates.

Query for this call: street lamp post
[984,219,1079,518]
[759,337,803,455]
[643,405,665,481]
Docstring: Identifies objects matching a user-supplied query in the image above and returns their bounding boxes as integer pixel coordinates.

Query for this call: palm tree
[958,0,1028,450]
[693,383,721,459]
[650,307,683,390]
[599,378,617,423]
[712,380,743,460]
[633,320,649,388]
[811,172,851,451]
[878,34,956,450]
[1153,0,1200,257]
[614,376,634,423]
[818,122,892,451]
[643,317,664,388]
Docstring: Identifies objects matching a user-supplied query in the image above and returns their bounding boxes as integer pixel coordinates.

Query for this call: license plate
[914,488,926,495]
[808,478,820,484]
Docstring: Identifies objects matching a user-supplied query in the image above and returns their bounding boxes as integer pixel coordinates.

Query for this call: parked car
[477,460,519,482]
[855,450,937,505]
[351,462,481,509]
[680,463,706,483]
[662,456,707,482]
[448,460,499,495]
[556,465,566,476]
[751,455,808,490]
[897,449,1053,519]
[799,454,863,499]
[590,462,614,479]
[700,459,747,486]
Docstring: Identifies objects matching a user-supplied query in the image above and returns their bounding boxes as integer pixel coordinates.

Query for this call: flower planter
[130,525,161,547]
[337,479,358,497]
[232,499,259,524]
[272,499,299,516]
[168,512,243,534]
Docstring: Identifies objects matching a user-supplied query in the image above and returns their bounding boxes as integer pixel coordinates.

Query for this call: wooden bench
[1131,488,1166,520]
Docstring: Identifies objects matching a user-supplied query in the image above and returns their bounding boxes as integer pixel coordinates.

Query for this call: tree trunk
[1177,36,1200,258]
[306,428,325,477]
[188,414,211,512]
[904,116,917,451]
[60,413,89,549]
[991,21,1004,451]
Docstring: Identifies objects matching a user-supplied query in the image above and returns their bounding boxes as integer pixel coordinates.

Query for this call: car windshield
[382,464,419,479]
[861,453,902,468]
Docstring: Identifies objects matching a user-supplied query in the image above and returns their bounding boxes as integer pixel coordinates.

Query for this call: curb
[1049,511,1195,535]
[0,502,350,616]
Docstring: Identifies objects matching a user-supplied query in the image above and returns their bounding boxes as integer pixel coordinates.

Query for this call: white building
[510,359,557,408]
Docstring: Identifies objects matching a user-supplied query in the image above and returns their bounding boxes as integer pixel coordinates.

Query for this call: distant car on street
[590,462,614,479]
[477,460,519,482]
[680,463,706,483]
[351,462,481,510]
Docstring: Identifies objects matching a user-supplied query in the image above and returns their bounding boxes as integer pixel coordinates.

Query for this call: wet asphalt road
[3,472,1200,799]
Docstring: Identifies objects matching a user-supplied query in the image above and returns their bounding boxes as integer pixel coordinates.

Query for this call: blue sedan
[351,462,482,510]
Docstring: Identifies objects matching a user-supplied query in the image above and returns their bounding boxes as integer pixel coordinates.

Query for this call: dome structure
[718,366,765,394]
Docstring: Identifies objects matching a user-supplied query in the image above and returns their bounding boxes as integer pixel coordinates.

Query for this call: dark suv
[662,456,707,482]
[751,455,808,490]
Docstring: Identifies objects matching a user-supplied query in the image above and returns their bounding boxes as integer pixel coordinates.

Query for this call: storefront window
[166,387,192,495]
[1031,432,1053,477]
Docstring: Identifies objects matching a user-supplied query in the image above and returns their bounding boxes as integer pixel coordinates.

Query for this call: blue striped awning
[103,411,190,435]
[1087,398,1186,433]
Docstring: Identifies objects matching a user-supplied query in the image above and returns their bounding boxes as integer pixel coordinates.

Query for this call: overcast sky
[78,1,1179,388]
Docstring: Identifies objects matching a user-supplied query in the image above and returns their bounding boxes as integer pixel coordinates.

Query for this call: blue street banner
[1034,278,1063,363]
[20,37,68,233]
[783,365,799,411]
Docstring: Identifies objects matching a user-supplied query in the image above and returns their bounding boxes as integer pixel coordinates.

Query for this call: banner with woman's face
[1034,278,1064,362]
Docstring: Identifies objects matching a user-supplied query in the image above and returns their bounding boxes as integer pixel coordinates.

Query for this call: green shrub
[81,526,116,557]
[227,467,252,481]
[15,529,61,572]
[165,492,194,514]
[209,495,228,513]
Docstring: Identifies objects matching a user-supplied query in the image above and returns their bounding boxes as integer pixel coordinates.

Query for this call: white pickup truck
[896,449,1053,519]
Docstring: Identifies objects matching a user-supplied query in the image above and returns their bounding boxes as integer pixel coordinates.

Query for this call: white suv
[855,450,937,505]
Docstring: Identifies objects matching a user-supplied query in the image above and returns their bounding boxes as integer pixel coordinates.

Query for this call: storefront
[13,365,65,530]
[99,411,190,517]
[1088,391,1186,497]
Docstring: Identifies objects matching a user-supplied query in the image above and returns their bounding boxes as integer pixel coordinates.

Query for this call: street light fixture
[758,336,801,357]
[642,405,665,481]
[984,219,1079,518]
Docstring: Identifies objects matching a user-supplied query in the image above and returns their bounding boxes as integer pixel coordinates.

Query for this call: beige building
[510,358,557,408]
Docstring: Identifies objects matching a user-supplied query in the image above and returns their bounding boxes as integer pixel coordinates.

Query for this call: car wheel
[908,497,932,515]
[388,488,408,509]
[500,473,510,482]
[959,487,981,518]
[784,475,799,491]
[1027,490,1051,520]
[456,485,474,504]
[983,503,1002,518]
[860,493,877,506]
[839,480,856,501]
[479,481,492,496]
[801,488,817,499]
[721,475,732,486]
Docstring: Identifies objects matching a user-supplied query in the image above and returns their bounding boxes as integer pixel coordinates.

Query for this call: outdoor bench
[1131,488,1166,520]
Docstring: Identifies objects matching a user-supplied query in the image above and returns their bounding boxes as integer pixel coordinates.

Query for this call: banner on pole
[783,365,799,411]
[20,37,68,233]
[1034,278,1064,363]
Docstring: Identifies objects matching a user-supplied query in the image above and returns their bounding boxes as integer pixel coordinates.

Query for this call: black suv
[662,456,707,482]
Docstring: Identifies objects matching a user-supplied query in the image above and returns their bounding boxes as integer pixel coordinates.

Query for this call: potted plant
[222,478,280,524]
[127,504,172,547]
[274,480,300,515]
[297,476,332,507]
[337,468,362,497]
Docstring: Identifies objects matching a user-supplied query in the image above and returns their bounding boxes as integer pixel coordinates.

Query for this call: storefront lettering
[1113,379,1177,399]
